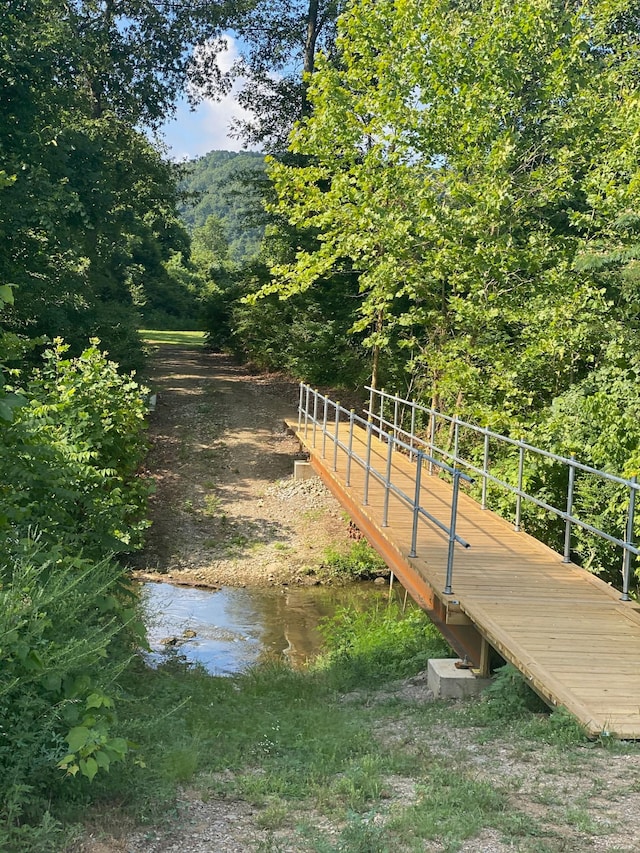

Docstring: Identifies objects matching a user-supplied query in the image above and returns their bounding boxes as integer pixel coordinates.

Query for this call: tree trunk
[302,0,320,115]
[371,344,380,390]
[370,308,384,390]
[304,0,320,74]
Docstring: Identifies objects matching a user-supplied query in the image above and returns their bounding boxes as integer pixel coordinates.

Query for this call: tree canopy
[0,0,229,368]
[265,0,640,426]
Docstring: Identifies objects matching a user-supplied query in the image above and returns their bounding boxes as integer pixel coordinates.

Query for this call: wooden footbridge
[290,385,640,738]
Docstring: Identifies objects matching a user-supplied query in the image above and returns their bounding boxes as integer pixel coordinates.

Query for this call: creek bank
[135,346,355,589]
[139,579,394,673]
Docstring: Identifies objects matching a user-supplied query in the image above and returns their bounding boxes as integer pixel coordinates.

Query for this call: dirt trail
[136,345,351,588]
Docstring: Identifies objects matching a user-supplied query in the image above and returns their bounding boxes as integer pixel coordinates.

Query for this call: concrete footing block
[427,658,492,700]
[294,460,314,481]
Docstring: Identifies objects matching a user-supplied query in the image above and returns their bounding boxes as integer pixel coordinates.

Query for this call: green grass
[139,329,206,347]
[56,605,637,853]
[320,540,389,582]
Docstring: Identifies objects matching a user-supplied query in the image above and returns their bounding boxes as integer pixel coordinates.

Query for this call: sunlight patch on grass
[139,329,206,347]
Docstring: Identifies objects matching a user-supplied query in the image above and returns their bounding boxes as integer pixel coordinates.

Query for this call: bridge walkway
[290,417,640,739]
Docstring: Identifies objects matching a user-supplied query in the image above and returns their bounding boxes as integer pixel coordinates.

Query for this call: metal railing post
[312,389,319,448]
[321,394,328,458]
[332,402,340,472]
[346,409,355,487]
[393,397,399,448]
[304,385,310,439]
[410,402,416,462]
[298,383,303,432]
[363,419,373,506]
[453,415,459,470]
[481,427,490,510]
[382,435,393,527]
[368,385,375,421]
[515,440,525,532]
[563,456,576,564]
[409,451,424,557]
[621,476,637,601]
[379,388,385,437]
[444,471,462,595]
[428,412,436,474]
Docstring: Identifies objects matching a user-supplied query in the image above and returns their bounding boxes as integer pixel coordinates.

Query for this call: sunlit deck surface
[289,419,640,739]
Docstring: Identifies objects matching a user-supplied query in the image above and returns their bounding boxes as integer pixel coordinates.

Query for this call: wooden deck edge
[289,420,640,739]
[297,440,489,669]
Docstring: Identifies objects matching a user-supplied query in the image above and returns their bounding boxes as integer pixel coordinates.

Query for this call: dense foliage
[241,0,640,584]
[180,150,266,261]
[0,340,149,849]
[0,0,228,367]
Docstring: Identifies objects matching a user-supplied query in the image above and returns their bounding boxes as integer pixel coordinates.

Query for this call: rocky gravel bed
[136,348,353,589]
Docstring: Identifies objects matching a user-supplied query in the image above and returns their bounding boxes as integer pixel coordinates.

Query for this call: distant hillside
[180,150,266,262]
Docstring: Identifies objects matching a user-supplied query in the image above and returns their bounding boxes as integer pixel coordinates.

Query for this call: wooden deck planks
[292,418,640,738]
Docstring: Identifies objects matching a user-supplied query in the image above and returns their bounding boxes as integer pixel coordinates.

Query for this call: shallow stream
[140,581,392,674]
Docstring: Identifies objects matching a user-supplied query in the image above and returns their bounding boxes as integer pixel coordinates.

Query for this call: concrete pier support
[294,461,314,481]
[427,658,492,700]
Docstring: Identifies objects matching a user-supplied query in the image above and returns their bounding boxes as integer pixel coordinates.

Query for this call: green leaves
[66,726,91,754]
[263,0,640,410]
[0,339,150,823]
[59,720,129,782]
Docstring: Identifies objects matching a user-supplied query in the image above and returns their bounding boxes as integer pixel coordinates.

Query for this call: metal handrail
[365,386,640,600]
[297,385,473,596]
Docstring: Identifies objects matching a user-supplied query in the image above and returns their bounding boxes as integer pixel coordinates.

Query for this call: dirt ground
[134,345,353,589]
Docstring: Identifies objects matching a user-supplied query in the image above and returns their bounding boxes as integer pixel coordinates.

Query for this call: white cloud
[159,34,259,160]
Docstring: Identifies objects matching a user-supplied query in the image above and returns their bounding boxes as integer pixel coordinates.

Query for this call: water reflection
[140,582,389,674]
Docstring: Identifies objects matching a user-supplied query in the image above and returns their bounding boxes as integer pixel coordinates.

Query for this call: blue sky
[157,35,258,161]
[158,97,247,160]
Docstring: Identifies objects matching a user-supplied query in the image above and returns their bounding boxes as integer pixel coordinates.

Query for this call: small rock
[183,629,197,639]
[374,576,387,585]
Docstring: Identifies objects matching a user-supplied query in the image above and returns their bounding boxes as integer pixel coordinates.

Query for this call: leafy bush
[321,540,389,582]
[476,664,548,721]
[0,339,150,559]
[0,545,144,848]
[317,603,451,689]
[28,339,148,482]
[0,339,150,846]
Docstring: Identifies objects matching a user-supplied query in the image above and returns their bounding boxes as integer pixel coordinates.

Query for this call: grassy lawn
[139,329,206,347]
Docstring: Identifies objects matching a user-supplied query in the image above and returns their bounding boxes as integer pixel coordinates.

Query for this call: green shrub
[0,339,150,558]
[27,338,148,481]
[322,540,389,582]
[477,664,548,721]
[0,543,142,845]
[0,339,151,846]
[317,603,451,688]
